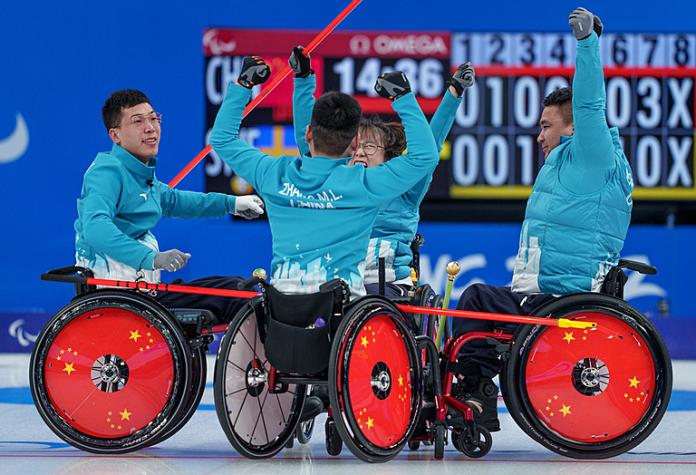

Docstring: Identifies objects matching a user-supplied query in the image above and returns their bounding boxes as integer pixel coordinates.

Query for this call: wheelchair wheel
[328,297,421,463]
[214,303,305,458]
[411,284,438,335]
[502,293,672,459]
[30,290,191,453]
[147,346,207,446]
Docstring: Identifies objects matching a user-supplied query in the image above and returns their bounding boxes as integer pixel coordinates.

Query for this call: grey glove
[450,62,476,96]
[289,46,313,78]
[154,249,191,272]
[569,7,602,40]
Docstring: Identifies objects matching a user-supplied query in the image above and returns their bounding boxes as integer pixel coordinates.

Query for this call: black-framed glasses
[357,142,384,156]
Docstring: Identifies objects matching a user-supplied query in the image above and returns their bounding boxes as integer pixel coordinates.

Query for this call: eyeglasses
[357,142,384,156]
[115,112,163,128]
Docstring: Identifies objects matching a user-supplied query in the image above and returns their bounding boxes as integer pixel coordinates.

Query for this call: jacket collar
[299,155,350,174]
[111,144,157,183]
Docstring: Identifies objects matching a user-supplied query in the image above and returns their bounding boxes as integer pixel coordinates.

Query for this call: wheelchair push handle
[41,266,92,284]
[618,259,657,275]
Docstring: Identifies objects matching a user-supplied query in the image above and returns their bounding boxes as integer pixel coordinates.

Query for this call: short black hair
[310,92,362,156]
[102,89,151,131]
[543,87,573,125]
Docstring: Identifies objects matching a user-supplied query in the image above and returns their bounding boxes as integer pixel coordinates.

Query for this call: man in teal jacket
[290,46,475,296]
[209,56,439,298]
[452,8,634,432]
[75,89,264,321]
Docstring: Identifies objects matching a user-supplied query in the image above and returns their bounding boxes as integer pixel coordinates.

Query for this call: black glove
[289,46,313,78]
[374,72,411,100]
[237,56,271,89]
[449,62,476,96]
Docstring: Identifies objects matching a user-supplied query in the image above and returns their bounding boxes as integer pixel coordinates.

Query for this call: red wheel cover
[524,311,656,443]
[345,314,413,448]
[44,307,175,438]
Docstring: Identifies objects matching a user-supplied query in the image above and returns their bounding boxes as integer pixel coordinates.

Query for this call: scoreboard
[203,29,696,202]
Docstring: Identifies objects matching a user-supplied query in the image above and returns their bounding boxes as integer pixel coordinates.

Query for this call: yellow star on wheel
[628,376,640,389]
[366,417,374,429]
[559,404,572,417]
[62,362,75,376]
[562,332,575,344]
[398,375,404,387]
[361,336,369,348]
[129,330,142,342]
[120,409,132,421]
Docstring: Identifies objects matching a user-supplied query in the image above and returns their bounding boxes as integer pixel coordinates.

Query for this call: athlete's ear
[108,128,121,144]
[305,125,312,144]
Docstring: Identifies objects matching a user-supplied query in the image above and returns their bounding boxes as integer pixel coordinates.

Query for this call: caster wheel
[434,424,446,460]
[408,440,421,451]
[285,438,294,449]
[453,426,492,458]
[325,417,343,456]
[296,417,314,444]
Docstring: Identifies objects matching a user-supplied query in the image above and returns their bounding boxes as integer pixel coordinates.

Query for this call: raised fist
[374,72,411,101]
[238,56,271,89]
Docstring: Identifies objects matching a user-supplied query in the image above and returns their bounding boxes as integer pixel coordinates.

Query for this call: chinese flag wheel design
[30,291,190,453]
[328,298,421,463]
[502,294,672,459]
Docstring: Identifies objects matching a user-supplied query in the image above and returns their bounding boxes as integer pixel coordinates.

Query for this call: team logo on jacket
[139,193,148,201]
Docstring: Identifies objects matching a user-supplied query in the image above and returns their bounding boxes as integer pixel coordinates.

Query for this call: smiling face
[349,126,387,167]
[537,105,574,159]
[108,103,161,163]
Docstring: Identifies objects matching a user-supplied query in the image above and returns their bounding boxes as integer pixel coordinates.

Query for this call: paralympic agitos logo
[0,113,29,164]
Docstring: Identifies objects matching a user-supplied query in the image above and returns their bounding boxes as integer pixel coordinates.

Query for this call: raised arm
[404,65,473,206]
[566,8,615,191]
[289,46,315,157]
[208,56,281,193]
[78,164,156,270]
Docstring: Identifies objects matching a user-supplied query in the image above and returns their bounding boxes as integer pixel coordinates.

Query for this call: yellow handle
[558,318,597,329]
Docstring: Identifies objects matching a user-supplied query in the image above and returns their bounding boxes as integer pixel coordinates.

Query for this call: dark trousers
[452,284,554,378]
[364,282,411,299]
[155,275,247,324]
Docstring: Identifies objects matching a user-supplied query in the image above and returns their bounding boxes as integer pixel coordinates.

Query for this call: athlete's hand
[449,62,475,97]
[154,249,191,272]
[569,7,603,40]
[237,56,271,89]
[233,195,265,219]
[374,72,411,101]
[289,46,313,78]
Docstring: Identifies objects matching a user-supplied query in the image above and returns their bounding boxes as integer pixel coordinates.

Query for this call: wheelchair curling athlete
[74,89,265,323]
[290,46,475,298]
[451,7,635,433]
[209,57,438,298]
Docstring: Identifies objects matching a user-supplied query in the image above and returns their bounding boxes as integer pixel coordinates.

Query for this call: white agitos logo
[0,113,29,163]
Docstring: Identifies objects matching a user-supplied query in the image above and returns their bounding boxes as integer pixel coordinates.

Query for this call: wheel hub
[572,357,609,396]
[245,359,266,396]
[91,354,129,393]
[370,362,392,399]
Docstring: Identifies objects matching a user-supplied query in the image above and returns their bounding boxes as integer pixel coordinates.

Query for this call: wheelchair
[31,266,215,453]
[213,278,423,462]
[408,258,673,460]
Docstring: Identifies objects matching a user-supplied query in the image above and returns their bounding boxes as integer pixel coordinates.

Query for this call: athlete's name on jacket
[279,182,344,209]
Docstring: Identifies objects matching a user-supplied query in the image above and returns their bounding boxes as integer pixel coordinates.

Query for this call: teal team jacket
[209,83,439,296]
[512,32,634,295]
[74,143,236,272]
[292,75,460,284]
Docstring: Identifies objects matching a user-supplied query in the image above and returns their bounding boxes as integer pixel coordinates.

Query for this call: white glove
[234,195,265,219]
[154,249,191,272]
